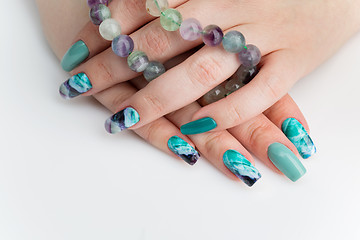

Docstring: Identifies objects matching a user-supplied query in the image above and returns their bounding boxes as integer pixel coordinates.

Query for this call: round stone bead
[90,4,111,25]
[202,25,224,46]
[88,0,110,8]
[127,51,149,72]
[112,35,134,57]
[238,44,261,67]
[202,85,227,105]
[160,9,182,31]
[179,18,203,41]
[99,18,121,41]
[146,0,169,17]
[143,61,166,82]
[222,31,245,53]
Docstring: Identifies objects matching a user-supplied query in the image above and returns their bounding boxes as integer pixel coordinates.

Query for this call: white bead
[146,0,169,17]
[99,18,121,41]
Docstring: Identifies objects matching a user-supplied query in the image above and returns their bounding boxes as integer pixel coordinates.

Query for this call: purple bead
[90,4,111,25]
[202,25,223,46]
[112,35,134,58]
[87,0,110,7]
[238,44,261,67]
[180,18,203,41]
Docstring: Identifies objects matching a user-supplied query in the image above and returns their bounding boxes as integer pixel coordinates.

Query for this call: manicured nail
[282,118,316,159]
[223,150,261,187]
[105,107,140,134]
[59,73,92,99]
[180,117,217,135]
[167,136,200,165]
[61,40,89,72]
[268,143,306,182]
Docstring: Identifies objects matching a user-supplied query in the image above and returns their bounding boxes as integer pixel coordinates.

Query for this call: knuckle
[142,119,164,143]
[247,121,273,146]
[119,0,145,19]
[187,55,222,89]
[226,100,245,126]
[140,25,172,58]
[143,94,165,115]
[261,73,282,100]
[110,89,134,110]
[96,61,115,86]
[203,131,227,158]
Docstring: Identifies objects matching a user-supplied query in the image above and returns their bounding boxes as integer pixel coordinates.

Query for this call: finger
[229,114,307,182]
[95,82,200,165]
[264,94,317,159]
[60,0,187,72]
[182,49,300,134]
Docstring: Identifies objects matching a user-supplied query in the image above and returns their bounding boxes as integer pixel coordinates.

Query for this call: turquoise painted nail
[282,118,316,159]
[223,150,261,187]
[180,117,217,135]
[168,136,200,165]
[268,143,306,182]
[61,40,89,72]
[105,107,140,134]
[59,73,92,99]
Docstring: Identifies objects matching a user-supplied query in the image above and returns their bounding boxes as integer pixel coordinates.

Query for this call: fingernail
[59,73,92,99]
[267,143,306,182]
[180,117,217,135]
[61,40,89,72]
[105,107,140,134]
[167,136,200,165]
[282,118,316,159]
[223,150,261,187]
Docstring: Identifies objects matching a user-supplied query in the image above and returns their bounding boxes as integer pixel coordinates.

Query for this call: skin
[36,0,316,183]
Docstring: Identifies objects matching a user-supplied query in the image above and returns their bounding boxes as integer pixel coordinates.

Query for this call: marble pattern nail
[105,107,140,134]
[223,150,261,187]
[167,136,200,165]
[59,73,92,99]
[282,118,316,159]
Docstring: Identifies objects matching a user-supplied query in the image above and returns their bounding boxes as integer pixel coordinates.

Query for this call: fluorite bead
[146,0,169,17]
[179,18,202,41]
[203,85,227,105]
[99,18,121,41]
[160,9,182,31]
[127,51,149,72]
[90,4,111,25]
[143,61,166,82]
[202,25,224,46]
[112,35,134,57]
[222,31,245,53]
[238,44,261,67]
[88,0,110,8]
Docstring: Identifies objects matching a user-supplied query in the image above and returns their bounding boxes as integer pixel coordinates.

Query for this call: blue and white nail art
[282,118,316,159]
[168,136,200,165]
[223,150,261,187]
[59,73,92,99]
[105,107,140,134]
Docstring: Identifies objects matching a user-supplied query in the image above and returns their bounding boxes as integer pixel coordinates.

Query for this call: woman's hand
[56,0,360,135]
[36,0,317,185]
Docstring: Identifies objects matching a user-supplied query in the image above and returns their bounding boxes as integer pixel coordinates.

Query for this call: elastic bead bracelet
[87,0,261,103]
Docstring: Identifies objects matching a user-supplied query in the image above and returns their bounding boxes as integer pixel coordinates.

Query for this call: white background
[1,1,360,239]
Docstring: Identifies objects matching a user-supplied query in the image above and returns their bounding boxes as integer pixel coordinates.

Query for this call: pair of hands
[37,0,360,185]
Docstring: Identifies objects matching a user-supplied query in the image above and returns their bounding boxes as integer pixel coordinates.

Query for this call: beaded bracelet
[87,0,261,104]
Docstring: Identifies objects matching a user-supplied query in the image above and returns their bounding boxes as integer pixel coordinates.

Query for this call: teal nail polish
[61,40,90,72]
[105,107,140,134]
[167,136,200,165]
[180,117,217,135]
[268,143,306,182]
[282,118,316,159]
[223,150,261,187]
[59,73,92,99]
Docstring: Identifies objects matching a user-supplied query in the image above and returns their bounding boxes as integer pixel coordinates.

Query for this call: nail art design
[268,143,306,182]
[180,117,217,135]
[168,136,200,165]
[61,40,89,72]
[105,107,140,134]
[59,73,93,99]
[282,118,316,159]
[223,150,261,187]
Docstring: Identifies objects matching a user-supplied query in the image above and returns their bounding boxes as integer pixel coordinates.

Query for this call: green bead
[160,9,182,31]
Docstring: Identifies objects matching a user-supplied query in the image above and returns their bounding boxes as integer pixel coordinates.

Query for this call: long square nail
[105,107,140,134]
[168,136,200,165]
[180,117,217,135]
[59,73,92,99]
[223,150,261,187]
[282,118,316,159]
